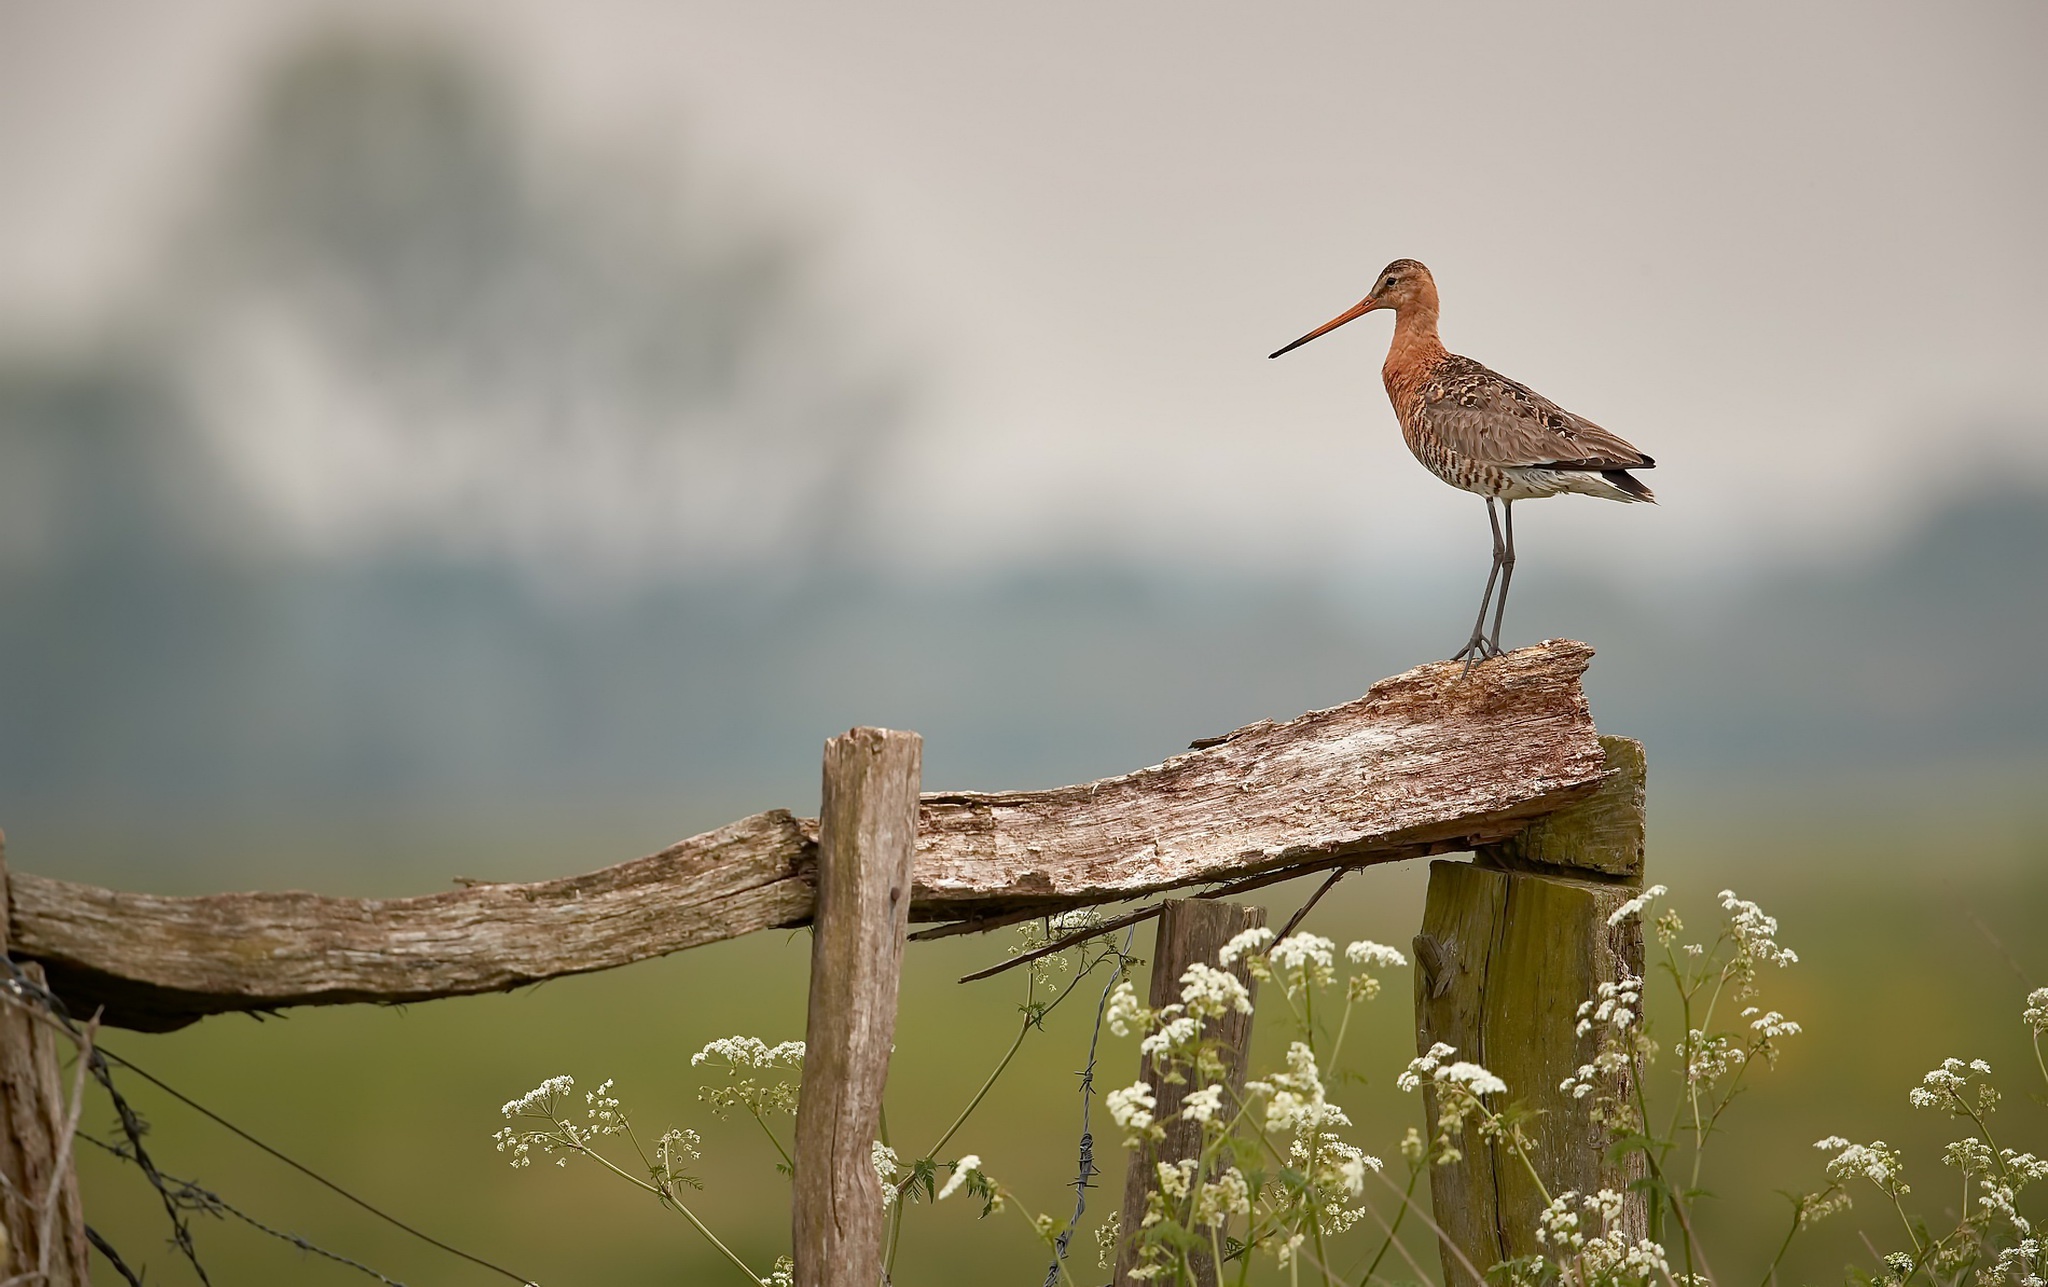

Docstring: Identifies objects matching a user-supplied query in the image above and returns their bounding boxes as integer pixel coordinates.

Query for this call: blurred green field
[60,768,2048,1286]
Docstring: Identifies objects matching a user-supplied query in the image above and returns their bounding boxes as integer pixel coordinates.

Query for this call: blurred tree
[157,33,902,584]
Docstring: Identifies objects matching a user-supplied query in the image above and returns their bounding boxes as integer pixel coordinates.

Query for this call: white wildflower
[1269,933,1335,974]
[872,1141,900,1206]
[1398,1042,1457,1093]
[1104,981,1148,1037]
[501,1074,574,1119]
[1107,1081,1158,1137]
[1344,940,1407,968]
[1718,889,1799,969]
[1180,1084,1225,1124]
[1217,925,1275,966]
[1192,1167,1250,1227]
[1606,884,1667,927]
[1267,932,1338,994]
[1575,976,1643,1038]
[1138,1011,1198,1059]
[1818,1137,1910,1197]
[691,1036,806,1069]
[1178,962,1253,1019]
[937,1154,983,1201]
[1440,1061,1508,1096]
[1154,1158,1196,1200]
[1747,1010,1802,1039]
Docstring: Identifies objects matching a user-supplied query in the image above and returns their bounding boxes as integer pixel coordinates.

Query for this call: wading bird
[1271,260,1654,670]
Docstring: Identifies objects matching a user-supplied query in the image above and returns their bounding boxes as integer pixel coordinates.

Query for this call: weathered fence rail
[13,640,1603,1033]
[1,639,1647,1286]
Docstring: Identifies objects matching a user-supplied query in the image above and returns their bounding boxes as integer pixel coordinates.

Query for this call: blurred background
[2,1,2043,1282]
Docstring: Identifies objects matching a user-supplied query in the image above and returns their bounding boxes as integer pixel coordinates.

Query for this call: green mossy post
[1413,736,1648,1284]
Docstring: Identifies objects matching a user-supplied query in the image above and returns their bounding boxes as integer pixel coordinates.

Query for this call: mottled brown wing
[1419,356,1655,471]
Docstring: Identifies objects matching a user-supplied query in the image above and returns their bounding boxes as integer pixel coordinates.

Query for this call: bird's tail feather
[1602,470,1656,503]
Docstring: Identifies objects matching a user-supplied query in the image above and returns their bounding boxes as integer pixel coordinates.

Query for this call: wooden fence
[0,638,1646,1286]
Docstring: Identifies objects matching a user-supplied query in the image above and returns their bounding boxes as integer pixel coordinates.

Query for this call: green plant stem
[578,1145,762,1285]
[748,1107,795,1173]
[1754,1188,1831,1287]
[1632,1052,1712,1287]
[885,935,1131,1280]
[1354,1162,1421,1286]
[1354,1182,1434,1287]
[1365,1166,1487,1287]
[1325,996,1357,1070]
[919,943,1122,1168]
[927,1015,1031,1166]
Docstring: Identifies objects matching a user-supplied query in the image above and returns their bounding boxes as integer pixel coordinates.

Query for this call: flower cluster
[1817,1136,1911,1198]
[1107,926,1401,1283]
[871,1140,900,1206]
[1909,1056,1999,1115]
[692,1037,805,1120]
[1716,888,1798,994]
[1533,1188,1671,1282]
[1399,1042,1509,1165]
[492,1073,638,1170]
[1248,1040,1352,1136]
[1107,1080,1160,1145]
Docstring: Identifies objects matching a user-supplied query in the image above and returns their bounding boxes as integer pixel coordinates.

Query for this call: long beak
[1268,296,1378,359]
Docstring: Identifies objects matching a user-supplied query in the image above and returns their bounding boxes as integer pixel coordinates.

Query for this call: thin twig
[908,906,1066,942]
[961,849,1456,986]
[35,1011,96,1282]
[959,903,1164,984]
[1265,865,1354,950]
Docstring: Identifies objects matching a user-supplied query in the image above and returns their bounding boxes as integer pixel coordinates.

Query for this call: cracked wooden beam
[7,640,1607,1031]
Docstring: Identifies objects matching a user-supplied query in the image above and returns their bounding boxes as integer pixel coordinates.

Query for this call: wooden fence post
[1116,898,1266,1287]
[0,831,91,1286]
[1412,736,1646,1284]
[792,729,921,1287]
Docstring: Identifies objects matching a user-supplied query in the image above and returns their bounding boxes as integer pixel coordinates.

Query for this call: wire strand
[96,1047,537,1285]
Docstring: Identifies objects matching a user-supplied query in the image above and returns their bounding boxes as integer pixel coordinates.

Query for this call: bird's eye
[1384,277,1397,289]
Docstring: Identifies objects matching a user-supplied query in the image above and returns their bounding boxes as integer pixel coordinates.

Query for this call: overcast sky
[3,0,2044,585]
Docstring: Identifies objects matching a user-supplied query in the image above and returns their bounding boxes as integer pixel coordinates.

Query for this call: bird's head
[1269,259,1437,359]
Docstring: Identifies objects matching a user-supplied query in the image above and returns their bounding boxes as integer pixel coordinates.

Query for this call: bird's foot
[1451,635,1502,679]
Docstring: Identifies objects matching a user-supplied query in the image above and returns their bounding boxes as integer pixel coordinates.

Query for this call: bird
[1269,259,1654,670]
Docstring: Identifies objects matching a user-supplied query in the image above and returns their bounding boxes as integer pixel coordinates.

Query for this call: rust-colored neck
[1382,302,1447,404]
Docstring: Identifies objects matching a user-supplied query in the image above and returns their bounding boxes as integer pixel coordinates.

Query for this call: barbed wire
[80,1132,408,1285]
[1,955,538,1286]
[3,958,215,1284]
[1042,923,1138,1287]
[83,1224,145,1285]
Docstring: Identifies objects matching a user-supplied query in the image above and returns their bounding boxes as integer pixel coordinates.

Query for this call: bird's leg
[1453,499,1504,671]
[1487,500,1517,655]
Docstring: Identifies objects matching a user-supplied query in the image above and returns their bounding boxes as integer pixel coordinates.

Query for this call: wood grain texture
[0,836,90,1286]
[1116,900,1265,1287]
[8,640,1606,1032]
[14,810,818,1032]
[792,729,921,1287]
[1479,736,1644,880]
[1413,861,1645,1284]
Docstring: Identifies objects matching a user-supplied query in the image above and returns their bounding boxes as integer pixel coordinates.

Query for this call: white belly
[1497,467,1637,503]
